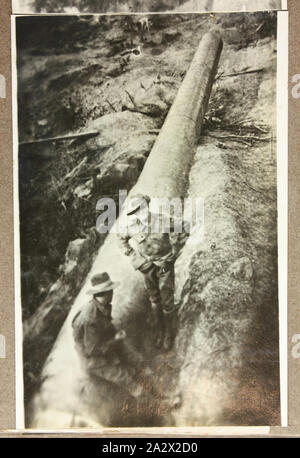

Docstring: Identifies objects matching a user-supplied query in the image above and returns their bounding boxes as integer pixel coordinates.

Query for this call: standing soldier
[118,194,189,351]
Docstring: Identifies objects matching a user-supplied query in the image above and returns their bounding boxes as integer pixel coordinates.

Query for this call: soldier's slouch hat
[87,272,119,295]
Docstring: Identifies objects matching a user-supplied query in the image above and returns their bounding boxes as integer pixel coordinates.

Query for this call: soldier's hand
[115,330,126,340]
[160,262,172,274]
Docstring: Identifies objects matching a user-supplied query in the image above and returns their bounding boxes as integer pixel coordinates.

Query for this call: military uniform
[119,212,188,312]
[72,298,144,387]
[118,210,189,349]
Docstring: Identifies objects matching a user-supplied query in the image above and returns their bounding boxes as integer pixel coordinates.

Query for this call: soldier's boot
[151,302,165,349]
[162,310,177,352]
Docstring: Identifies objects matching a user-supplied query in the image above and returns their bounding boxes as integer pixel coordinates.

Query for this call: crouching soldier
[72,271,182,424]
[72,272,150,395]
[118,194,190,352]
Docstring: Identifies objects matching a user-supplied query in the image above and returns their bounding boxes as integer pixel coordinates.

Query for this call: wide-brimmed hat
[87,272,119,295]
[126,194,151,215]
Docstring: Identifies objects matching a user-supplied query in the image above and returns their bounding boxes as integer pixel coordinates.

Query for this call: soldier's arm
[117,224,133,256]
[71,311,84,344]
[118,235,133,255]
[169,216,190,257]
[101,330,126,355]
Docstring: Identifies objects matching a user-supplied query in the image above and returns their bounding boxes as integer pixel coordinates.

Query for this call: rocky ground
[17,12,280,425]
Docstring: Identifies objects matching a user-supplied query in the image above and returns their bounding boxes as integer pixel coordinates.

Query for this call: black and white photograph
[13,9,282,429]
[12,0,284,14]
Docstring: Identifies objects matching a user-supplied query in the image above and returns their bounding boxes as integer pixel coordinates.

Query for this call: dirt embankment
[18,12,279,424]
[173,28,279,424]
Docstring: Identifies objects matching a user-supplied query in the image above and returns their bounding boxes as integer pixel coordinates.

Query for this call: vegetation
[33,0,188,13]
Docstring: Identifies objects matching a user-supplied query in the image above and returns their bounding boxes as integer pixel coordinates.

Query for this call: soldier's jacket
[118,212,190,270]
[72,299,145,388]
[72,299,120,366]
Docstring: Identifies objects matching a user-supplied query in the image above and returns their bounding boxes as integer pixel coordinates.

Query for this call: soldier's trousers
[140,262,175,314]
